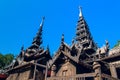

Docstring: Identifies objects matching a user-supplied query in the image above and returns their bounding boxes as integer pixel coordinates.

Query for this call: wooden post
[93,62,102,80]
[51,64,56,77]
[45,64,48,80]
[109,63,118,78]
[33,60,37,80]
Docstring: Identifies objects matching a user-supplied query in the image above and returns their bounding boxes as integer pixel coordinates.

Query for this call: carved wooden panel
[56,61,76,77]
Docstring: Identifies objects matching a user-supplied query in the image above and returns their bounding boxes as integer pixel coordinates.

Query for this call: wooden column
[109,63,118,78]
[33,60,37,80]
[45,65,48,80]
[51,65,56,77]
[93,62,102,80]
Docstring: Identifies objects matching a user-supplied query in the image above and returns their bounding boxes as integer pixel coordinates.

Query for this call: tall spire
[79,6,82,17]
[76,7,97,55]
[32,17,45,46]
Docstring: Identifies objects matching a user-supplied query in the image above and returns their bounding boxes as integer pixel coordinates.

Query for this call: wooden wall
[6,70,30,80]
[56,61,76,77]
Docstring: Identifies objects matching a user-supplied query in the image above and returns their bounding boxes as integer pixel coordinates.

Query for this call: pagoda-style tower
[32,17,44,48]
[6,17,51,80]
[76,7,97,55]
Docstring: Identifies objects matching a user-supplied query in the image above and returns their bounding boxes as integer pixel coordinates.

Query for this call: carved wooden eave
[62,50,92,69]
[6,61,46,73]
[71,43,75,48]
[47,42,92,70]
[62,42,71,51]
[61,42,82,58]
[47,51,62,68]
[24,49,51,62]
[6,62,32,73]
[85,52,120,64]
[11,44,51,71]
[4,60,16,70]
[25,49,44,58]
[28,44,39,49]
[99,53,120,62]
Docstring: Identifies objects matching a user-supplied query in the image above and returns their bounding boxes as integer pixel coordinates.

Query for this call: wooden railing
[47,73,120,80]
[102,73,120,80]
[47,73,95,80]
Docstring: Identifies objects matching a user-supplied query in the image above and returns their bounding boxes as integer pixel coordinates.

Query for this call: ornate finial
[46,45,50,54]
[79,6,82,17]
[105,40,109,48]
[40,16,45,27]
[72,37,75,44]
[47,45,50,51]
[61,34,64,42]
[21,45,24,51]
[105,40,108,44]
[105,40,109,51]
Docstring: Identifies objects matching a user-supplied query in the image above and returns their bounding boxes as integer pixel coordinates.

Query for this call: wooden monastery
[5,8,120,80]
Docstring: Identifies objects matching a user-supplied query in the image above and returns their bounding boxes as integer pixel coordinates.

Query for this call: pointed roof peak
[46,45,50,51]
[79,6,83,17]
[37,16,45,35]
[21,45,24,51]
[32,17,45,46]
[61,34,64,42]
[40,16,45,27]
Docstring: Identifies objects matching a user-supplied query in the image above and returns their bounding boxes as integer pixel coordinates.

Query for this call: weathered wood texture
[56,61,76,77]
[6,70,30,80]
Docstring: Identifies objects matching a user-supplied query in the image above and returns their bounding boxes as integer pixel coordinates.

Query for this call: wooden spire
[32,17,45,47]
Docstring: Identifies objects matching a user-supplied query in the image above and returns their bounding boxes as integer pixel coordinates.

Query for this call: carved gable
[56,61,76,77]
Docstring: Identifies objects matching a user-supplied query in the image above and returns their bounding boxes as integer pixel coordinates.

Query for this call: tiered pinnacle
[79,6,82,17]
[32,17,45,47]
[76,7,97,54]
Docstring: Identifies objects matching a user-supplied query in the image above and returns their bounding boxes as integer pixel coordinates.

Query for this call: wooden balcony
[47,73,120,80]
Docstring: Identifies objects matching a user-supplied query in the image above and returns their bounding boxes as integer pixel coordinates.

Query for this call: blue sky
[0,0,120,56]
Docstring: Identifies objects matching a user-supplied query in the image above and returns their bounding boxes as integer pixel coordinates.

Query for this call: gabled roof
[47,41,92,69]
[47,42,72,68]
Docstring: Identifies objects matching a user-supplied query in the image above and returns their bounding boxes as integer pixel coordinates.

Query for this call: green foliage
[113,40,120,48]
[0,53,14,69]
[0,54,4,69]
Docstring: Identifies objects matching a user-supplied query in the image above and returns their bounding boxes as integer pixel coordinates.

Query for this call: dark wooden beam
[33,60,37,80]
[32,63,46,68]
